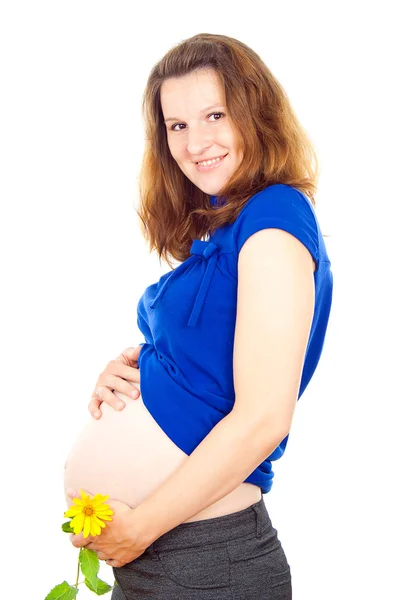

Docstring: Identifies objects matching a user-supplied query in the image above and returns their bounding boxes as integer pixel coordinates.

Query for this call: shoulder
[232,183,320,265]
[235,183,318,230]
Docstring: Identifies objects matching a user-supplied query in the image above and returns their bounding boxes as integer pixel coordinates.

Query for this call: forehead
[160,69,225,115]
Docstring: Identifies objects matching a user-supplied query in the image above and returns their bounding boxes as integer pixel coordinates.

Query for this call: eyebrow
[163,105,224,124]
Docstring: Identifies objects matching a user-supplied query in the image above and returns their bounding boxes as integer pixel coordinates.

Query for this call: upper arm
[232,226,316,436]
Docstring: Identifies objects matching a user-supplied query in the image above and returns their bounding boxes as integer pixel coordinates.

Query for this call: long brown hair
[137,33,320,268]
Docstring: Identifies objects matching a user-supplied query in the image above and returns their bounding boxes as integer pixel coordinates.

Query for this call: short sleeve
[233,184,320,267]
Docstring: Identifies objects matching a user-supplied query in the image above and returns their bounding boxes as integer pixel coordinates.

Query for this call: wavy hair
[137,33,320,268]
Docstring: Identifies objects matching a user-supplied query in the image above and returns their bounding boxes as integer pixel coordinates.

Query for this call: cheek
[234,149,243,165]
[166,135,176,156]
[219,128,237,151]
[166,132,180,150]
[167,142,183,164]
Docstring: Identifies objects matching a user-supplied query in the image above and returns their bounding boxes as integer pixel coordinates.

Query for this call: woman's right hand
[88,345,143,419]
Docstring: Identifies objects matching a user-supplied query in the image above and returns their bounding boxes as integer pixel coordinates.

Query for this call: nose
[186,124,213,156]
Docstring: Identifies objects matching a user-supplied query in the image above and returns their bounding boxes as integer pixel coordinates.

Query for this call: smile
[195,153,228,171]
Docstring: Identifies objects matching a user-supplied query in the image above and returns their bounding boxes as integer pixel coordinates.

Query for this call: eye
[208,111,225,122]
[169,112,225,132]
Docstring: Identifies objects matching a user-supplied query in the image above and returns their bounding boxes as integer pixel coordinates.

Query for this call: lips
[195,153,228,164]
[195,153,228,172]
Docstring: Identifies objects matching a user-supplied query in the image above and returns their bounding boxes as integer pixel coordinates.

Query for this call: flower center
[83,506,94,516]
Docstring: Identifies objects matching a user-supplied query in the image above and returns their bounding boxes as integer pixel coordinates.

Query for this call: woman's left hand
[67,489,151,568]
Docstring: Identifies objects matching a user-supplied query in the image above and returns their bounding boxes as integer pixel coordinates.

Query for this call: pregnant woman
[65,32,333,599]
[64,345,261,520]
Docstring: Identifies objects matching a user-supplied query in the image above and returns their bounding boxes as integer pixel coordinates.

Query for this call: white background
[1,1,400,598]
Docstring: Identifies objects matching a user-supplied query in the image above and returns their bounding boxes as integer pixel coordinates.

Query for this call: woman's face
[160,69,243,197]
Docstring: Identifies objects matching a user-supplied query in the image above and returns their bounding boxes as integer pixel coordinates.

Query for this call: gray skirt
[111,496,292,599]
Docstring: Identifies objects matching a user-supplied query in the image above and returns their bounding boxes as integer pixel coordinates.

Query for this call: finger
[116,346,141,366]
[70,533,89,548]
[67,488,79,499]
[106,558,118,567]
[103,361,141,384]
[70,525,96,548]
[93,385,127,411]
[88,384,124,418]
[88,347,143,418]
[99,374,141,401]
[68,487,92,499]
[88,395,102,419]
[84,541,98,551]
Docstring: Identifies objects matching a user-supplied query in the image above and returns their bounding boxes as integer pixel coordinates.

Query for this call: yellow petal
[64,506,81,518]
[71,513,85,534]
[94,512,113,519]
[95,508,113,515]
[92,514,106,528]
[98,515,113,522]
[80,489,90,501]
[90,518,101,537]
[92,494,109,505]
[72,498,84,507]
[93,500,110,508]
[83,516,91,538]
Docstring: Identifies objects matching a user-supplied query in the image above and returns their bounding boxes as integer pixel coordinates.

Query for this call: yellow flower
[64,489,114,538]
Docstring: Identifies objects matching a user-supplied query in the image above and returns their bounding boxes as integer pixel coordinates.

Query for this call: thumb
[67,488,90,499]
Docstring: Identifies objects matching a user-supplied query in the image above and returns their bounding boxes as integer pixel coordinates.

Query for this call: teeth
[197,155,225,166]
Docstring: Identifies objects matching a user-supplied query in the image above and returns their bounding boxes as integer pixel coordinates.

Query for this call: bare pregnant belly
[64,384,261,522]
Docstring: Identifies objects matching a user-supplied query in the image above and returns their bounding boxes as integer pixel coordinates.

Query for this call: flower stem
[75,552,80,590]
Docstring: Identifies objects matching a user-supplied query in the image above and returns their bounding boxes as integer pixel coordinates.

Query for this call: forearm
[132,409,286,546]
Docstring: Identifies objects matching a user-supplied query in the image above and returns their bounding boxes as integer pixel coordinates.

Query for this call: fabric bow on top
[149,239,220,328]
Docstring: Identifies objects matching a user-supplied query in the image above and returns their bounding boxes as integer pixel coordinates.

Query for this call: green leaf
[84,577,113,595]
[61,521,74,533]
[79,548,99,591]
[44,581,78,599]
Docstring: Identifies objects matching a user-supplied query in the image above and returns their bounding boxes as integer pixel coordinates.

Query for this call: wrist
[127,504,158,549]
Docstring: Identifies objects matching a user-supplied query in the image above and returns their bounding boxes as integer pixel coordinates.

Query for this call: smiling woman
[160,69,243,195]
[63,31,333,599]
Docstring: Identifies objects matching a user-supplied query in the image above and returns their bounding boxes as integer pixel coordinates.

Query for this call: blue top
[137,183,333,494]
